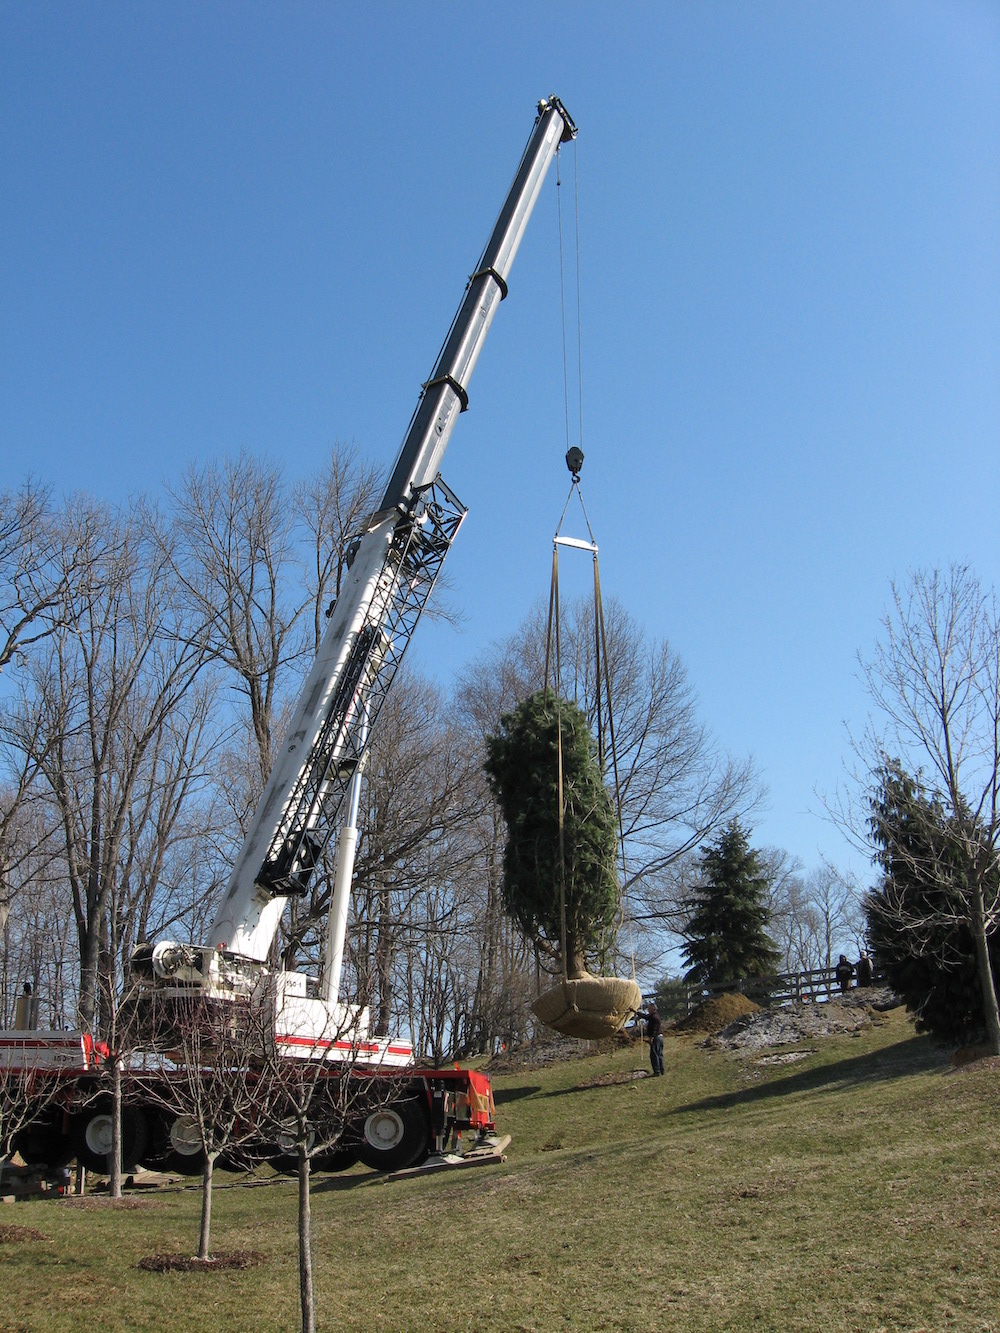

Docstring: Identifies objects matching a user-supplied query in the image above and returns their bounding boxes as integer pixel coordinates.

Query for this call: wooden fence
[684,964,880,1013]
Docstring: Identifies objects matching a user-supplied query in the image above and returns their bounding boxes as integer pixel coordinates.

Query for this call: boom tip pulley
[538,95,578,143]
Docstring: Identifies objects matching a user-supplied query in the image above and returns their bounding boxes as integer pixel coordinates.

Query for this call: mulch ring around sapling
[0,1224,48,1243]
[139,1250,266,1272]
[62,1195,150,1210]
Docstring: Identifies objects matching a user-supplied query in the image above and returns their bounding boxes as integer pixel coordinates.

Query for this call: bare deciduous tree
[0,779,66,1022]
[130,992,282,1260]
[293,442,383,654]
[253,1002,395,1333]
[342,673,484,1044]
[169,451,304,779]
[2,499,209,1028]
[762,849,862,974]
[0,479,89,675]
[1,1062,60,1166]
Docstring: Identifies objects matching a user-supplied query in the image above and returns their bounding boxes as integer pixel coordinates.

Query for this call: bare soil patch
[754,1049,815,1066]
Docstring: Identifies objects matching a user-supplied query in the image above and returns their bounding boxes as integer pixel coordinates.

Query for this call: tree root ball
[532,975,642,1040]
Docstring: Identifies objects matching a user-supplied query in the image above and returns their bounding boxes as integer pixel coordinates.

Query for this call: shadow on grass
[540,1071,650,1099]
[308,1170,374,1194]
[493,1085,543,1105]
[672,1036,947,1116]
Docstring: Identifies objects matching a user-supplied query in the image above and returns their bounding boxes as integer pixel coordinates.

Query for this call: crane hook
[565,447,584,481]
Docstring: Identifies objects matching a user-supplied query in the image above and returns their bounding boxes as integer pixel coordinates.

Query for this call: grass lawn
[2,1006,998,1332]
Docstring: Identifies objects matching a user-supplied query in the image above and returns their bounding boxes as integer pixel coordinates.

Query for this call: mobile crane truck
[1,96,577,1181]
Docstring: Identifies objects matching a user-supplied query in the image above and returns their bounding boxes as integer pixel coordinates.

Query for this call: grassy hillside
[2,1006,998,1332]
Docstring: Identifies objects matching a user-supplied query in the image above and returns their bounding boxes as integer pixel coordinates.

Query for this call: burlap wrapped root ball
[532,974,643,1040]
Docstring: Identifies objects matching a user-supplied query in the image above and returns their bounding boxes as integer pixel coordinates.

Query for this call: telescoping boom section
[208,93,576,972]
[130,96,575,1021]
[1,97,576,1180]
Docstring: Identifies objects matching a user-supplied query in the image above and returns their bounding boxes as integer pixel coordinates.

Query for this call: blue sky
[3,2,998,892]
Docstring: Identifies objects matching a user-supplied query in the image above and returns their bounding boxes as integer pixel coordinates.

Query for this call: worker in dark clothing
[856,952,874,987]
[636,1003,665,1076]
[834,954,855,993]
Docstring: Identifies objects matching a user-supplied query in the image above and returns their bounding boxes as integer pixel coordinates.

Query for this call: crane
[3,96,577,1179]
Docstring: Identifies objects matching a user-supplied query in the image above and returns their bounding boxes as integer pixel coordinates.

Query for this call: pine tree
[484,688,619,979]
[681,819,780,987]
[865,760,1000,1043]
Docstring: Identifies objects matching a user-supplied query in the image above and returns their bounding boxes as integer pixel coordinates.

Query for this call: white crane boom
[131,96,577,1012]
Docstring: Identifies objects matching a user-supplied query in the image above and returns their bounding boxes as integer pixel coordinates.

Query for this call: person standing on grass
[637,1003,665,1076]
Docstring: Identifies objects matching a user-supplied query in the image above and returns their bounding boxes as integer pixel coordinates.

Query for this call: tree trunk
[109,1061,123,1199]
[970,885,1000,1055]
[375,886,393,1036]
[298,1145,314,1333]
[198,1151,215,1260]
[77,924,100,1029]
[565,944,589,981]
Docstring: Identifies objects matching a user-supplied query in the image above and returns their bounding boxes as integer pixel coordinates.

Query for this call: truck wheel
[72,1101,149,1173]
[12,1112,73,1170]
[357,1097,430,1172]
[266,1120,316,1173]
[160,1114,206,1176]
[312,1143,360,1173]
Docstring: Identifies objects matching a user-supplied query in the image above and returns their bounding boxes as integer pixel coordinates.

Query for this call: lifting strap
[544,477,637,985]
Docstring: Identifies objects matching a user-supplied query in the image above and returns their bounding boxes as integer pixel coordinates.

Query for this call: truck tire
[357,1097,430,1172]
[158,1113,206,1176]
[312,1143,360,1173]
[71,1100,149,1173]
[12,1112,74,1170]
[265,1119,318,1174]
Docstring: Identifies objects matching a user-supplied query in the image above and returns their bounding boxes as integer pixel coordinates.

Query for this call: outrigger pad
[532,975,643,1040]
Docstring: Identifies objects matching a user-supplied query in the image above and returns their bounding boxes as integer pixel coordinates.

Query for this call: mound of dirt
[829,986,901,1013]
[672,992,761,1035]
[950,1053,1000,1074]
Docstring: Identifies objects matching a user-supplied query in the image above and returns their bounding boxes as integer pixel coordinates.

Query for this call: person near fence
[636,1003,665,1076]
[835,954,855,993]
[856,952,874,987]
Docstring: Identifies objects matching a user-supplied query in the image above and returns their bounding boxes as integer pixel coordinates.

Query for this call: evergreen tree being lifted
[682,819,780,988]
[484,447,644,1038]
[485,688,619,980]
